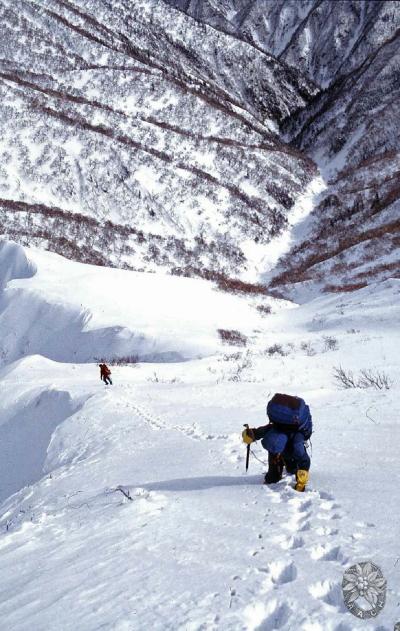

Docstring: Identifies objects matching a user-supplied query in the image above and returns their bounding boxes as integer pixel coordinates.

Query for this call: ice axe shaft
[244,423,250,472]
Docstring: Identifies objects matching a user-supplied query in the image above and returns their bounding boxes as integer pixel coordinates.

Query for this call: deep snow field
[0,241,399,630]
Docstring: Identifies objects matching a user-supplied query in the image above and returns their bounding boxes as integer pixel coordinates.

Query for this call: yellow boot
[295,469,309,492]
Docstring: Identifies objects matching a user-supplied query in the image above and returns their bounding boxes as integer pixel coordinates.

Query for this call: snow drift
[0,240,266,365]
[0,382,86,504]
[0,240,36,290]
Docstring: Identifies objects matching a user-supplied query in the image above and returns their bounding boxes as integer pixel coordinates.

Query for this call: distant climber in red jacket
[99,363,112,385]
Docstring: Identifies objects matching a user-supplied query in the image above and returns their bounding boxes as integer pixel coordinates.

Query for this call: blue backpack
[267,393,312,439]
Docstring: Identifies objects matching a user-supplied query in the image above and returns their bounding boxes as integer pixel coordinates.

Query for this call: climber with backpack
[242,393,312,492]
[99,363,113,385]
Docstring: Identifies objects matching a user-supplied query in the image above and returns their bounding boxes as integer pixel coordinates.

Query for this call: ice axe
[243,423,250,472]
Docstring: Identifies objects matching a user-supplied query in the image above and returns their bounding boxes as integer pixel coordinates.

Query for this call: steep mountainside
[1,0,399,297]
[0,0,316,283]
[166,0,399,86]
[169,0,400,296]
[274,24,400,298]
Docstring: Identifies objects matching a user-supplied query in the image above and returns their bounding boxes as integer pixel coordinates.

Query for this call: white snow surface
[0,241,265,365]
[0,241,400,630]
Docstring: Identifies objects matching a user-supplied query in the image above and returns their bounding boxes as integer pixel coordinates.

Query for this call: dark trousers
[261,428,310,471]
[102,376,112,385]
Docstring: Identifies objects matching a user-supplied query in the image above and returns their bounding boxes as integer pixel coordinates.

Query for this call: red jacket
[100,364,111,377]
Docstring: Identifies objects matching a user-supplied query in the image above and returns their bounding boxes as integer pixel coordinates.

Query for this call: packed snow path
[0,330,399,630]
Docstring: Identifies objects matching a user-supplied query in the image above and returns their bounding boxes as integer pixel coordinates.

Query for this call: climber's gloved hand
[242,427,256,445]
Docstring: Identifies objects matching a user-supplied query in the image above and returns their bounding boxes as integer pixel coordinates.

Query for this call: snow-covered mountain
[166,0,399,87]
[0,0,318,283]
[1,6,400,627]
[274,16,400,296]
[1,0,398,295]
[164,0,400,295]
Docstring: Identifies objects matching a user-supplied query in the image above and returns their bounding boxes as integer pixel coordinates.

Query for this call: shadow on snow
[139,474,262,492]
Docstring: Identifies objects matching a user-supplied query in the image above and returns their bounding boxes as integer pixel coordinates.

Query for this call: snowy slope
[0,240,270,365]
[0,239,399,630]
